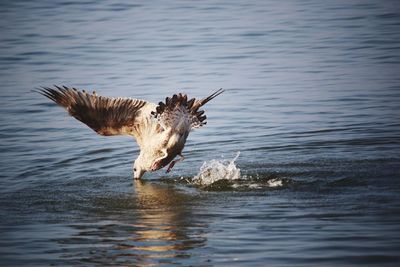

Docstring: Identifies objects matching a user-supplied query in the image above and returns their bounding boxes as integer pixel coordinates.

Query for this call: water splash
[190,152,288,190]
[267,178,283,187]
[192,152,241,186]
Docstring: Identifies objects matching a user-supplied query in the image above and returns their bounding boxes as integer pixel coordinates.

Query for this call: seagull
[37,86,224,179]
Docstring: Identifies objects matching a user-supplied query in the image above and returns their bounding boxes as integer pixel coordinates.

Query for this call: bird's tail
[152,88,225,129]
[188,88,224,128]
[194,88,225,109]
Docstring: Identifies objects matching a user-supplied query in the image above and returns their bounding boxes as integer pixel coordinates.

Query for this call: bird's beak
[134,170,146,180]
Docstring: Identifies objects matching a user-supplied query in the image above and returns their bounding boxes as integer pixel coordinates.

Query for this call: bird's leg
[166,154,184,173]
[151,148,168,171]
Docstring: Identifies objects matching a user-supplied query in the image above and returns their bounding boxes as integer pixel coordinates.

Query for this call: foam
[192,152,241,186]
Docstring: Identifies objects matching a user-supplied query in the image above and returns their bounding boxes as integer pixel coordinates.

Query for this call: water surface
[1,0,400,266]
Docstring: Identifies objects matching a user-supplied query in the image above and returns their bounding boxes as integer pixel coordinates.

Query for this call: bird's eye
[133,168,137,172]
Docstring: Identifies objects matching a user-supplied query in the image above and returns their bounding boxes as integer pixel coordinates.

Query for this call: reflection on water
[56,180,207,266]
[122,180,206,262]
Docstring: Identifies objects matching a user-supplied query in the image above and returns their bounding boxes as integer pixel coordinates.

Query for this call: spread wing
[37,86,148,136]
[152,88,224,131]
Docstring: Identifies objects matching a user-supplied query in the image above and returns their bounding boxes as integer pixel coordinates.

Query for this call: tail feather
[190,88,224,128]
[193,88,225,111]
[152,88,225,129]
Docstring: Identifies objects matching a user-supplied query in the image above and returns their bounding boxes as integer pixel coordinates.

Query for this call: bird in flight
[37,86,224,179]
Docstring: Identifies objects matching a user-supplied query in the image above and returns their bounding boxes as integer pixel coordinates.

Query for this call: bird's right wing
[37,86,148,137]
[153,88,224,131]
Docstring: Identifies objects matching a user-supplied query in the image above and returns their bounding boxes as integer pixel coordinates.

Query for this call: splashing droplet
[266,178,283,187]
[193,152,241,186]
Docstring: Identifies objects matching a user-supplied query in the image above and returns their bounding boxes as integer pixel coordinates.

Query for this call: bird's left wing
[37,86,148,136]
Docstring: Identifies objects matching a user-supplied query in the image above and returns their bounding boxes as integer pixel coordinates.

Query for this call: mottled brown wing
[37,86,147,136]
[152,88,224,129]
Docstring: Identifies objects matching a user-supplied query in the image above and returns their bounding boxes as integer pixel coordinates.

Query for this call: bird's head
[133,157,147,179]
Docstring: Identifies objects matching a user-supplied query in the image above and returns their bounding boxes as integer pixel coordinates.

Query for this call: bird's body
[37,86,224,179]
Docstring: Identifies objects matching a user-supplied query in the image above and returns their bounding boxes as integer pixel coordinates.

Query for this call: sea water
[1,0,400,266]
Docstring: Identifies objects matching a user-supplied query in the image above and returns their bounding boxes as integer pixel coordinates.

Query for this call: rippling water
[1,0,400,266]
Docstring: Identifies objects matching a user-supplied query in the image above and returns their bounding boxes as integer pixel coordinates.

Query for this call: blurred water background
[1,0,400,266]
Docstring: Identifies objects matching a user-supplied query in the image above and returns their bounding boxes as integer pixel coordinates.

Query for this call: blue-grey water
[1,0,400,266]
